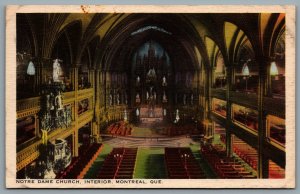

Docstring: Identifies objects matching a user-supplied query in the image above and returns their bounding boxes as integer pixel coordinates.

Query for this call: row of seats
[270,125,285,144]
[221,135,285,178]
[97,147,137,179]
[269,160,285,178]
[232,138,258,170]
[56,143,103,179]
[201,144,256,179]
[165,147,206,179]
[214,106,227,117]
[233,111,258,131]
[107,121,132,136]
[220,134,258,170]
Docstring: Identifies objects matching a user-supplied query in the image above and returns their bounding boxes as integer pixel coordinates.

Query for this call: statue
[49,93,55,110]
[146,91,149,100]
[163,91,167,102]
[136,76,140,86]
[55,91,63,110]
[150,86,153,94]
[154,92,156,100]
[147,67,156,82]
[41,129,49,145]
[136,108,140,116]
[53,59,62,82]
[65,106,72,127]
[41,112,51,145]
[136,93,140,103]
[46,94,51,110]
[116,93,120,105]
[109,94,113,105]
[175,109,180,123]
[162,76,167,86]
[149,107,154,117]
[191,94,194,105]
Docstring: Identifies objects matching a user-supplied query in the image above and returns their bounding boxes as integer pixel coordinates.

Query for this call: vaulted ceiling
[17,13,285,72]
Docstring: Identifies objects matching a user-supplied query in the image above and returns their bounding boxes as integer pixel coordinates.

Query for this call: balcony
[77,88,94,99]
[264,97,285,118]
[230,91,258,110]
[211,88,226,100]
[17,96,41,112]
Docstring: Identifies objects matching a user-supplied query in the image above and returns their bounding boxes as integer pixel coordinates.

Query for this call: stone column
[73,131,79,157]
[34,58,47,95]
[89,68,95,88]
[70,67,78,91]
[257,57,268,178]
[225,65,233,157]
[72,66,79,156]
[265,60,273,97]
[95,70,101,121]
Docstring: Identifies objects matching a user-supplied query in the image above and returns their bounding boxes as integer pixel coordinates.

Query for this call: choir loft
[16,13,286,179]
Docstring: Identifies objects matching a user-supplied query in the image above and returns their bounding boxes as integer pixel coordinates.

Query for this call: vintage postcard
[6,5,295,188]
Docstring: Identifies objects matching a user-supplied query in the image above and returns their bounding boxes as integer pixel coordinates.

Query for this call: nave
[16,12,286,180]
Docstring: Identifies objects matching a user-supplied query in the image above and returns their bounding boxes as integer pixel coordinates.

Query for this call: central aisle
[133,148,167,179]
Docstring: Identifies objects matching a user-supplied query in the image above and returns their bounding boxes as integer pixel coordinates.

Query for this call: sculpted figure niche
[53,59,62,82]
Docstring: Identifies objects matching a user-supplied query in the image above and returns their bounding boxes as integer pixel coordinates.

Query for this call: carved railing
[210,90,285,118]
[78,110,94,128]
[16,89,90,118]
[16,140,41,171]
[230,91,258,109]
[17,97,41,118]
[211,88,226,100]
[63,91,75,104]
[17,96,41,112]
[77,88,94,99]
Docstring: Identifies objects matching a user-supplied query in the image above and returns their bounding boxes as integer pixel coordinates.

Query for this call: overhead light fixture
[242,63,250,76]
[27,61,35,76]
[131,26,172,36]
[270,61,279,76]
[242,62,250,92]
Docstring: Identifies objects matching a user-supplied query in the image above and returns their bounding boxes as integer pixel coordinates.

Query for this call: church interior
[16,13,285,179]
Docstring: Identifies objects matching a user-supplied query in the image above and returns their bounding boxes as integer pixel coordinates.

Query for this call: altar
[140,105,163,123]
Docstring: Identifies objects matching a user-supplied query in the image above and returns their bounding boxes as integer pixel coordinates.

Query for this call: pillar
[73,131,79,157]
[225,65,233,157]
[91,121,101,143]
[35,115,40,138]
[89,68,95,88]
[95,69,101,122]
[33,57,47,95]
[257,57,268,178]
[71,66,79,157]
[70,67,78,91]
[265,61,273,97]
[205,66,212,120]
[211,66,216,87]
[33,61,41,94]
[196,69,200,106]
